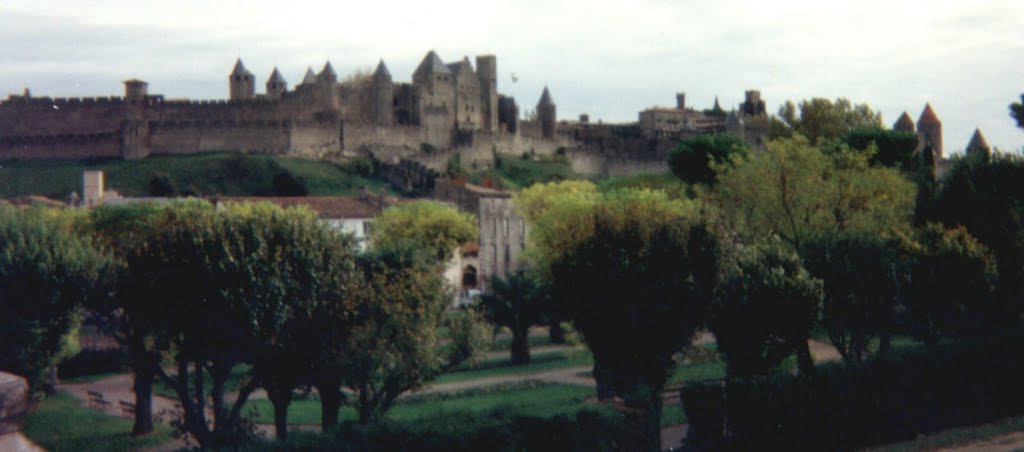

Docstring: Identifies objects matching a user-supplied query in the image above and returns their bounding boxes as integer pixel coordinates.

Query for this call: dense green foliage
[930,153,1024,305]
[842,128,919,169]
[0,152,391,198]
[480,271,549,364]
[0,206,113,393]
[1011,93,1024,130]
[369,200,478,261]
[715,136,915,249]
[777,97,883,143]
[668,133,748,186]
[708,237,823,378]
[545,189,705,450]
[595,173,688,199]
[682,337,1024,451]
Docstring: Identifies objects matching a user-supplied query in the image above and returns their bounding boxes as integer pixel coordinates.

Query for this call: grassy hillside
[467,154,578,190]
[0,153,392,198]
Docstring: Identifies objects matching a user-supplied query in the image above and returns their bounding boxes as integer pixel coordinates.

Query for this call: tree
[0,206,113,394]
[1011,94,1024,130]
[346,240,452,424]
[904,223,997,346]
[841,128,919,170]
[708,237,823,378]
[87,202,175,435]
[148,172,178,197]
[271,171,308,196]
[932,153,1024,314]
[778,97,883,143]
[802,233,908,363]
[668,133,748,186]
[369,200,478,261]
[715,136,915,250]
[546,189,707,450]
[480,270,548,364]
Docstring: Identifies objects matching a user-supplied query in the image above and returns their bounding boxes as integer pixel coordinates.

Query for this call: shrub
[58,348,128,379]
[681,337,1024,451]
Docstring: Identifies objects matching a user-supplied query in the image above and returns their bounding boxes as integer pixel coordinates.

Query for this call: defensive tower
[229,59,255,101]
[537,86,556,139]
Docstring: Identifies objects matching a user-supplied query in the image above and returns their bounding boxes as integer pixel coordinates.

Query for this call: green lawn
[436,348,593,384]
[153,363,252,399]
[22,391,175,452]
[245,381,596,425]
[862,414,1024,452]
[0,152,393,198]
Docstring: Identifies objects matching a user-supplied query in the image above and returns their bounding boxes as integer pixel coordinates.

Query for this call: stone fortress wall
[0,50,776,178]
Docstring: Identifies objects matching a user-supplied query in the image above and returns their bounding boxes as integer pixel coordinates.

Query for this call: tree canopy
[714,135,915,250]
[668,133,749,186]
[0,206,113,393]
[778,97,883,143]
[369,200,477,261]
[545,188,705,450]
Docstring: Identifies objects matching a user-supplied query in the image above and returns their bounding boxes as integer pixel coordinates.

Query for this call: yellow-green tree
[369,200,477,261]
[715,136,915,250]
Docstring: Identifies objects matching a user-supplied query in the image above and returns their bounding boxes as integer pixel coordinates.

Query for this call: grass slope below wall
[0,153,393,198]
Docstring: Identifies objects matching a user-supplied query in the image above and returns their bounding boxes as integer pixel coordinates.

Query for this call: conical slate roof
[538,86,553,106]
[919,103,941,125]
[712,96,724,114]
[302,67,317,84]
[231,58,254,77]
[318,61,337,80]
[372,60,392,81]
[267,67,286,84]
[966,128,990,154]
[893,112,915,132]
[414,50,451,79]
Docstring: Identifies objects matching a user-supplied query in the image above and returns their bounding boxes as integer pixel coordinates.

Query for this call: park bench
[86,390,111,410]
[119,400,136,416]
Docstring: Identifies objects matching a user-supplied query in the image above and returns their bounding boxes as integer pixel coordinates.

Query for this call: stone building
[0,50,545,162]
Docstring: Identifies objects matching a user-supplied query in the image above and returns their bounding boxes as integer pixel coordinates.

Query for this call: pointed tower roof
[318,61,337,80]
[268,67,286,84]
[231,58,254,77]
[302,67,317,85]
[966,128,990,154]
[372,59,392,81]
[893,111,915,132]
[918,103,941,125]
[538,86,553,106]
[414,50,451,79]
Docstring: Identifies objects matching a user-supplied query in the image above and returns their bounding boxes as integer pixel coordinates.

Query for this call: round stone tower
[536,86,556,139]
[917,103,943,160]
[266,67,287,100]
[372,60,394,126]
[476,55,498,132]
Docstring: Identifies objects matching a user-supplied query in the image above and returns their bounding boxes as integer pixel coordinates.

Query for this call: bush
[343,158,374,177]
[271,171,309,196]
[681,337,1024,451]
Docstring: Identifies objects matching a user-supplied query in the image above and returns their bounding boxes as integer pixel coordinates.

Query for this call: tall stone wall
[0,132,122,161]
[148,120,292,155]
[0,97,126,135]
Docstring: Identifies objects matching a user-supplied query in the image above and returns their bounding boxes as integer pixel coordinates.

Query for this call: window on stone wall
[504,244,510,269]
[503,218,508,237]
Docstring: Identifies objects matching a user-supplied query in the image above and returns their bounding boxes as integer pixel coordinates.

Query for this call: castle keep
[0,51,543,162]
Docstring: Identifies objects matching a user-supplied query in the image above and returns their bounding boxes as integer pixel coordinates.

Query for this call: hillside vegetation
[0,153,391,199]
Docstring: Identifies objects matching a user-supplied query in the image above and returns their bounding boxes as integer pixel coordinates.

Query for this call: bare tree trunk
[268,388,292,440]
[511,327,531,365]
[316,380,343,432]
[131,363,155,435]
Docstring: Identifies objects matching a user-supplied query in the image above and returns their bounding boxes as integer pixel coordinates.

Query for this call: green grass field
[245,381,595,425]
[468,154,578,190]
[22,391,175,452]
[0,152,392,198]
[437,348,593,384]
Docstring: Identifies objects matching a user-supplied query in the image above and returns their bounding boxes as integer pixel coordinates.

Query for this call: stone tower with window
[229,59,255,100]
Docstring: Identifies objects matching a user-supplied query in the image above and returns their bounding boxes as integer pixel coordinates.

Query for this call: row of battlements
[149,119,297,129]
[2,95,126,106]
[0,130,120,144]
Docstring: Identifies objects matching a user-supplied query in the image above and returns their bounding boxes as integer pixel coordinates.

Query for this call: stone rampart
[0,131,122,161]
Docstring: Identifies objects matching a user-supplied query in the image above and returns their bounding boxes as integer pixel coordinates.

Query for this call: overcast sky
[1,0,1022,153]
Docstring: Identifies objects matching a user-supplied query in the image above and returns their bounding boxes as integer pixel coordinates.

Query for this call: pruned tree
[546,189,708,451]
[709,237,823,378]
[778,97,883,143]
[0,206,113,394]
[668,133,748,186]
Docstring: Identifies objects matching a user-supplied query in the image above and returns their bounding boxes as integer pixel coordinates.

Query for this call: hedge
[681,337,1024,451]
